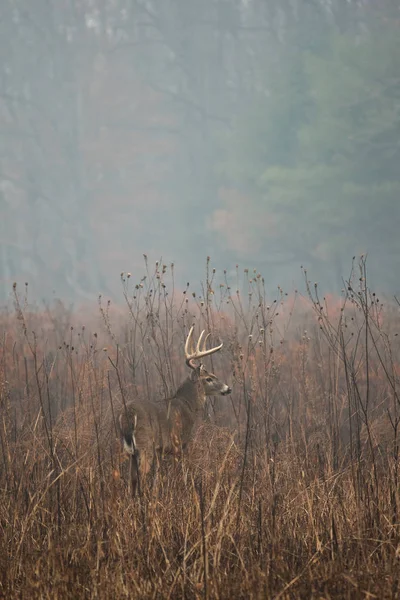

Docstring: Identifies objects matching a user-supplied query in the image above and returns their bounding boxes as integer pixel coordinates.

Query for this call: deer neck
[173,376,205,416]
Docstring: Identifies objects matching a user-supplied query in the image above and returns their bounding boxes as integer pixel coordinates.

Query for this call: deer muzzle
[221,385,232,396]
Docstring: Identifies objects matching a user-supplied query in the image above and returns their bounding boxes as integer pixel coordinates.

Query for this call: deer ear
[190,365,202,381]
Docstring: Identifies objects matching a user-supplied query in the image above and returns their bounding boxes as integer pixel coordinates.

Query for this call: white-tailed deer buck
[118,326,231,495]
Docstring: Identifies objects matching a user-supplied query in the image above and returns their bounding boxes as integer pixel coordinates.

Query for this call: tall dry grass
[0,257,399,599]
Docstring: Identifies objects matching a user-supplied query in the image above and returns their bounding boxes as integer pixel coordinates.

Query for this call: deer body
[118,328,231,494]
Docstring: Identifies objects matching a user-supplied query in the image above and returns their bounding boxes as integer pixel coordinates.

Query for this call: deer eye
[206,377,213,383]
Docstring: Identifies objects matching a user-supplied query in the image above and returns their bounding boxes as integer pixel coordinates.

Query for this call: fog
[1,0,399,304]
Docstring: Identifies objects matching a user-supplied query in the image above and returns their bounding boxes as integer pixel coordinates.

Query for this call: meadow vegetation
[0,257,399,598]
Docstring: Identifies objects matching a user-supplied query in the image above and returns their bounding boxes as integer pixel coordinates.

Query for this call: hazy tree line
[1,0,399,301]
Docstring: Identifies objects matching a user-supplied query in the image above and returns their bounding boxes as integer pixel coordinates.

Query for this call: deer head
[183,326,231,397]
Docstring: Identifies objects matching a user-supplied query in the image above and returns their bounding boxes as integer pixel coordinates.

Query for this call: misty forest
[1,1,400,598]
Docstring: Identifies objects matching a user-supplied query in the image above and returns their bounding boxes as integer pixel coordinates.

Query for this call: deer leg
[129,452,141,498]
[149,450,159,494]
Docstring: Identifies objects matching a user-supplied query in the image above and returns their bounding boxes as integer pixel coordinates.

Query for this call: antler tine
[202,338,223,357]
[196,330,206,355]
[184,326,195,359]
[202,333,211,353]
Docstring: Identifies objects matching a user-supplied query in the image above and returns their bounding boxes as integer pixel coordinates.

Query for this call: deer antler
[184,326,223,369]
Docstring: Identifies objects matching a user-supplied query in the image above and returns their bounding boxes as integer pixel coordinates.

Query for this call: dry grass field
[0,258,399,599]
